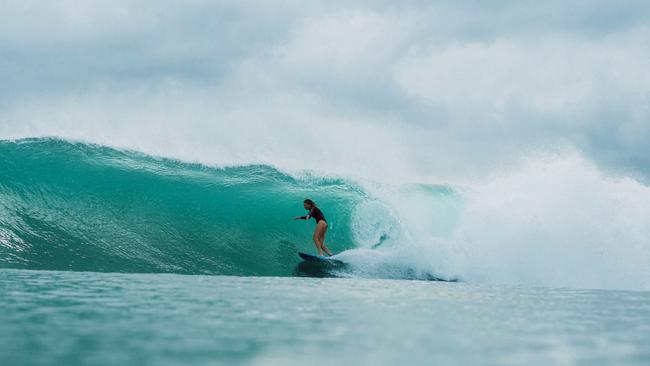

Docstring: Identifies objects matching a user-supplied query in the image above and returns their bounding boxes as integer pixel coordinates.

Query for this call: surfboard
[298,252,340,263]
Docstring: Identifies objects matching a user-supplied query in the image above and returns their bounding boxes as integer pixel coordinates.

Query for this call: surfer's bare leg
[313,229,324,256]
[317,221,333,256]
[321,243,333,257]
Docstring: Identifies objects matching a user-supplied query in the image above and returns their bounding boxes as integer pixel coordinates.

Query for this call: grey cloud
[1,1,650,182]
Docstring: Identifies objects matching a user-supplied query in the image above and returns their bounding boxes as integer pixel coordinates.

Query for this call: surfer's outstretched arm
[294,215,310,220]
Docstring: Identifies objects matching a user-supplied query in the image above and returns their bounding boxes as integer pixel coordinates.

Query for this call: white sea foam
[344,154,650,290]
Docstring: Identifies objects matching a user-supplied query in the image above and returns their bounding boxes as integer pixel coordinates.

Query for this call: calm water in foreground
[1,269,649,366]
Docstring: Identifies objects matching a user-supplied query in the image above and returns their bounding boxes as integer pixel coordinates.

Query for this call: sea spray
[354,155,650,290]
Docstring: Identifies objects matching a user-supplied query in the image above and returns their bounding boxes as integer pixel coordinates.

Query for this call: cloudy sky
[1,0,649,183]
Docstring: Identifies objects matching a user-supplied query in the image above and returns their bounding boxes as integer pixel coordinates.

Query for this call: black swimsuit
[307,207,326,224]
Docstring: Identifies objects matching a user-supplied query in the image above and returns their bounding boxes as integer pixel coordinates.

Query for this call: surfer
[294,199,334,257]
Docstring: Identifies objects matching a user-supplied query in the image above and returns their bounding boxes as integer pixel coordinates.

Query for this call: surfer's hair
[303,199,316,207]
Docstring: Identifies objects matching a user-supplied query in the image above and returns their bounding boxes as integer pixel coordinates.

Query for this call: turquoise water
[2,269,649,366]
[0,139,362,276]
[0,138,457,280]
[2,138,650,365]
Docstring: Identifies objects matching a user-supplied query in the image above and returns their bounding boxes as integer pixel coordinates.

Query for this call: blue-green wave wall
[0,138,363,276]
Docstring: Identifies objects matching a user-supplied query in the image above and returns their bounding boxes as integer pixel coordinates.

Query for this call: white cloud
[1,1,650,182]
[395,31,650,119]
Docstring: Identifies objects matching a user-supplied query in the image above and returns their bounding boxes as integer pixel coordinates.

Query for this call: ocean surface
[2,138,650,365]
[2,269,650,366]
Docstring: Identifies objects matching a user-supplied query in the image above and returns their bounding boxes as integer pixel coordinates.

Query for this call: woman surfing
[294,199,334,257]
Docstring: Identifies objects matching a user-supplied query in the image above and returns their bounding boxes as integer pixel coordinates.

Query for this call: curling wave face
[0,138,366,276]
